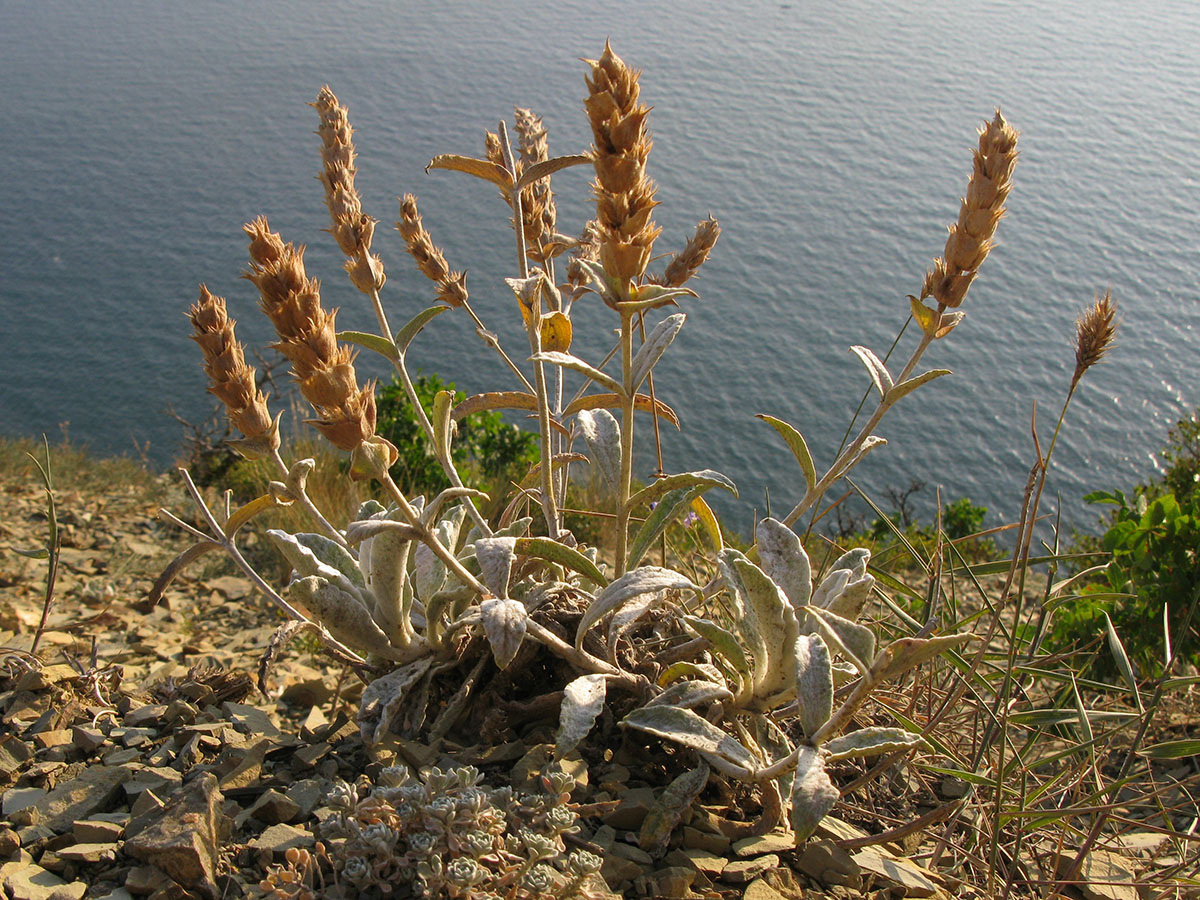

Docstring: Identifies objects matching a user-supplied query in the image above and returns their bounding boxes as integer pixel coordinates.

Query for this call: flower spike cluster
[242,216,378,453]
[584,42,662,299]
[312,85,386,295]
[922,110,1019,311]
[187,286,279,457]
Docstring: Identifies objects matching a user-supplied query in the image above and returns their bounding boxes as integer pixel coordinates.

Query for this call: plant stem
[615,310,636,576]
[269,449,347,546]
[784,326,937,528]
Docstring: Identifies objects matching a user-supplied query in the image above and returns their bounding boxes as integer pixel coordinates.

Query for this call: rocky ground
[0,461,1188,900]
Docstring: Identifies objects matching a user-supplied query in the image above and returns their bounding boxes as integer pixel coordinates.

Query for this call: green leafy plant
[154,44,1152,871]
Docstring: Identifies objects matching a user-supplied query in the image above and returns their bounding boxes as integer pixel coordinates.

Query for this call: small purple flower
[683,511,699,528]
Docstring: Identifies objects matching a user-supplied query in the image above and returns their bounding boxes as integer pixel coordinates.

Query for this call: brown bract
[923,111,1019,310]
[514,107,558,264]
[395,193,469,308]
[187,286,278,452]
[242,217,377,453]
[655,216,721,288]
[313,86,385,295]
[585,42,662,300]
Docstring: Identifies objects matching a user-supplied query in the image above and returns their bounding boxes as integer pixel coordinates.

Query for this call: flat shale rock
[1079,849,1138,900]
[124,772,223,898]
[720,854,779,884]
[743,879,789,900]
[853,845,939,898]
[19,765,131,832]
[733,831,796,857]
[3,863,86,900]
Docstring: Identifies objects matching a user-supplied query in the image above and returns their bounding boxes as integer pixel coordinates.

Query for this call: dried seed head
[1073,290,1118,383]
[584,42,660,297]
[395,194,468,308]
[187,286,277,451]
[243,218,376,452]
[655,216,721,287]
[923,110,1019,310]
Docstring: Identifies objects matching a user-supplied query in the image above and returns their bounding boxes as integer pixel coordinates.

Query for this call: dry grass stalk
[585,41,661,296]
[242,216,377,452]
[395,194,469,308]
[923,111,1019,309]
[312,86,386,296]
[187,286,279,453]
[1073,289,1118,383]
[655,215,721,287]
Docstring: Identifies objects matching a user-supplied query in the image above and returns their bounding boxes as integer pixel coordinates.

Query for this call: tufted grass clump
[150,41,1200,899]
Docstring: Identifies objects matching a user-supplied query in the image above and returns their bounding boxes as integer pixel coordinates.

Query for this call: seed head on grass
[395,194,469,308]
[923,110,1019,310]
[584,41,662,298]
[187,286,279,455]
[243,216,378,453]
[312,86,386,296]
[654,215,721,288]
[1073,289,1118,384]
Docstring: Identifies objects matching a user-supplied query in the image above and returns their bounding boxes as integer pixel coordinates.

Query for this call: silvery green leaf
[630,313,686,394]
[874,633,977,682]
[751,716,795,801]
[849,345,894,397]
[621,706,758,776]
[556,674,608,759]
[811,569,851,610]
[360,508,415,644]
[755,414,818,493]
[804,606,876,675]
[828,547,870,580]
[730,557,800,699]
[571,257,623,307]
[394,305,450,354]
[756,518,812,610]
[268,530,364,600]
[475,536,517,598]
[658,661,727,686]
[358,657,434,744]
[608,590,665,657]
[480,597,527,669]
[356,499,386,520]
[834,436,887,484]
[824,727,926,762]
[638,762,709,853]
[515,537,607,587]
[531,351,624,395]
[337,329,399,363]
[627,469,737,510]
[823,574,875,621]
[287,576,400,659]
[646,680,732,710]
[682,615,752,681]
[790,745,839,843]
[884,368,952,406]
[1103,612,1142,711]
[432,389,455,462]
[413,506,467,602]
[513,153,592,191]
[626,486,708,569]
[576,566,697,650]
[716,550,768,682]
[795,634,833,739]
[575,408,621,496]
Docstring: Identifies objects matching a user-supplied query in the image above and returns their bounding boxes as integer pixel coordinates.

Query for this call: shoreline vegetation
[3,41,1198,900]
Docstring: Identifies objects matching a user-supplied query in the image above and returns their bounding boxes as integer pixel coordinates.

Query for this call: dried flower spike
[514,107,558,262]
[395,193,469,308]
[187,286,279,456]
[243,217,378,453]
[655,215,721,287]
[312,86,385,295]
[1073,289,1118,383]
[923,110,1019,310]
[585,42,662,298]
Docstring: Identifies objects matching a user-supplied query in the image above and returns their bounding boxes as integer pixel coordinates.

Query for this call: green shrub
[1054,407,1200,675]
[375,372,539,517]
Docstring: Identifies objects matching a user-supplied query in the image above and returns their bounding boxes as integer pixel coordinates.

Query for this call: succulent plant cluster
[295,765,604,899]
[165,42,1012,854]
